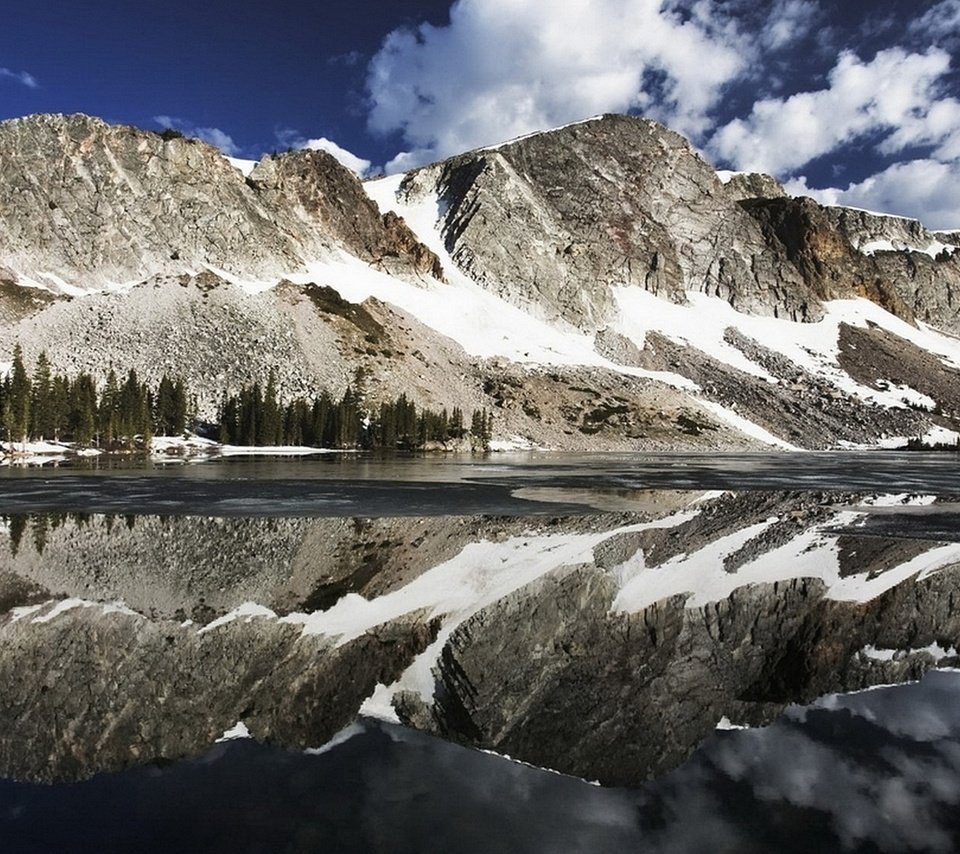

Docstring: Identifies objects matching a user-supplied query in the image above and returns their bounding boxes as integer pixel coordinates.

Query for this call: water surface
[1,453,959,850]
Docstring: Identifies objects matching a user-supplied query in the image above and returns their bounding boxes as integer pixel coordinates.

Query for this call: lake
[1,452,960,852]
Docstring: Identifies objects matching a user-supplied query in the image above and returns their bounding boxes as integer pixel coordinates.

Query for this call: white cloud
[0,67,38,89]
[760,0,818,50]
[709,47,954,175]
[366,0,757,171]
[910,0,960,42]
[300,137,372,176]
[153,115,241,157]
[786,160,960,230]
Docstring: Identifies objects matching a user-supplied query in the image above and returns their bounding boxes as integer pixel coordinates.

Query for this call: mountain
[1,111,959,450]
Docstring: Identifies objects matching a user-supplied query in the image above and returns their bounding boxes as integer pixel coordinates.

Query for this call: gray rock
[722,171,787,201]
[0,113,438,288]
[400,115,818,328]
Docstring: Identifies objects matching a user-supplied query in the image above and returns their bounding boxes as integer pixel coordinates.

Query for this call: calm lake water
[1,452,960,852]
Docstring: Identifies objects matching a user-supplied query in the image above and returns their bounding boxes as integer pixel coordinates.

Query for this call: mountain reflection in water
[2,457,960,849]
[3,672,960,853]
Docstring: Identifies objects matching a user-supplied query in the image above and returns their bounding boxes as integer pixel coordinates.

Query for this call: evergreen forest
[0,346,493,452]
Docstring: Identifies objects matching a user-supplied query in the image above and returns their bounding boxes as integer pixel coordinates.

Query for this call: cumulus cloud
[366,0,758,171]
[153,115,241,157]
[786,160,960,229]
[0,67,38,89]
[708,47,954,175]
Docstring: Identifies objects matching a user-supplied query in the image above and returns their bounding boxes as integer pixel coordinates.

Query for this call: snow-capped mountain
[1,111,959,450]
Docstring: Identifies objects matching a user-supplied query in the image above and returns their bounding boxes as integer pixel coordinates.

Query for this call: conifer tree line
[1,345,187,448]
[217,380,493,450]
[1,346,494,451]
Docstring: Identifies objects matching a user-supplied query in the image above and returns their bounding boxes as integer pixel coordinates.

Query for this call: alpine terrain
[1,111,960,451]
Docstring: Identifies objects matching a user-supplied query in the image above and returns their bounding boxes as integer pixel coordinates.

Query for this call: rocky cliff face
[740,196,914,321]
[399,115,820,328]
[0,113,439,289]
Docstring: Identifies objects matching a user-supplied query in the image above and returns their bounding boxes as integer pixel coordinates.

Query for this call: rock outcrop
[721,171,787,202]
[740,196,914,321]
[0,113,440,289]
[400,115,819,328]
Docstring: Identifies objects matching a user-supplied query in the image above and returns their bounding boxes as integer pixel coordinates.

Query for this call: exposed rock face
[401,115,826,328]
[872,251,960,336]
[740,196,913,322]
[248,150,443,279]
[722,171,787,201]
[826,205,945,252]
[0,113,439,288]
[817,205,960,335]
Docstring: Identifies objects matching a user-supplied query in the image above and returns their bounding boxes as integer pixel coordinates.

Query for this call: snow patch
[715,170,746,184]
[488,435,540,452]
[29,598,139,624]
[198,602,278,634]
[697,400,800,450]
[225,157,258,177]
[716,716,749,730]
[304,722,367,755]
[358,684,402,724]
[611,502,960,613]
[861,642,958,662]
[859,238,958,258]
[874,425,960,450]
[9,604,45,623]
[476,116,606,153]
[219,444,337,457]
[216,721,252,742]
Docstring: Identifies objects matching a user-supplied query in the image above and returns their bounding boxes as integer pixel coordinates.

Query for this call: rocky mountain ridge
[1,111,959,450]
[0,113,441,289]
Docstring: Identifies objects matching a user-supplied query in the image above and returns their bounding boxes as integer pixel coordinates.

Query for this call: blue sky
[3,0,960,226]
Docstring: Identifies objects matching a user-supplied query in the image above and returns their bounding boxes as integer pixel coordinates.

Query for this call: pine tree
[172,378,188,434]
[218,394,238,444]
[258,372,281,446]
[71,373,97,446]
[154,375,176,435]
[8,514,26,556]
[450,406,465,440]
[50,375,69,441]
[30,351,53,440]
[6,345,31,448]
[100,368,119,448]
